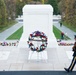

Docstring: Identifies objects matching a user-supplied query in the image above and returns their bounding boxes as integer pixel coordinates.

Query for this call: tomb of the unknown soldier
[18,5,58,49]
[0,5,76,75]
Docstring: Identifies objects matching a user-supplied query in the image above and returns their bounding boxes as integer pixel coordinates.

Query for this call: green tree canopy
[16,0,26,17]
[4,0,16,20]
[48,0,59,15]
[0,0,7,26]
[60,0,76,27]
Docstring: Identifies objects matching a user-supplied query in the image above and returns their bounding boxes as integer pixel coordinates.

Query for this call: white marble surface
[0,45,76,71]
[18,5,58,48]
[0,51,10,60]
[66,51,73,59]
[28,50,48,60]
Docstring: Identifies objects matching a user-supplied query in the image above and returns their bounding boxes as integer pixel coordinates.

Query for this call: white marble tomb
[18,5,58,49]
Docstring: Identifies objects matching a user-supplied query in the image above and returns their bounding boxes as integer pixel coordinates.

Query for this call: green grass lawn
[7,27,23,40]
[53,26,70,40]
[53,26,61,39]
[7,26,70,40]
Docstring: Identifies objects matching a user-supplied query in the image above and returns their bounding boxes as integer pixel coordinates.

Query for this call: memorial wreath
[27,31,48,52]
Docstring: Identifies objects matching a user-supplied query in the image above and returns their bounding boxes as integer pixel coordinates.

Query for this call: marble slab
[0,51,10,60]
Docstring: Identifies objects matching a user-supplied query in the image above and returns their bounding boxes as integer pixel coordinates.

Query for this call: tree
[16,0,26,17]
[57,0,61,3]
[40,0,44,4]
[0,0,7,26]
[60,0,76,29]
[48,0,59,15]
[28,0,47,4]
[4,0,16,20]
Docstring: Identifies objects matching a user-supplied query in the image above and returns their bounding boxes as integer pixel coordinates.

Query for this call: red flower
[30,34,32,36]
[42,44,44,46]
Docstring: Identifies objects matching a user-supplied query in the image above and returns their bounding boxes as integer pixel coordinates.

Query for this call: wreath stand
[28,50,48,62]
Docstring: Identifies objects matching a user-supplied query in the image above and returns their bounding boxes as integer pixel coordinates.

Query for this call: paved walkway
[0,23,22,40]
[53,21,76,40]
[0,20,76,41]
[0,45,76,71]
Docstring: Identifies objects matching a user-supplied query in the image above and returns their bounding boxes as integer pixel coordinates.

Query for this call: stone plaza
[0,40,76,71]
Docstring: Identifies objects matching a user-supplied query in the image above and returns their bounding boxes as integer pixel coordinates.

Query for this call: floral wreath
[27,31,48,52]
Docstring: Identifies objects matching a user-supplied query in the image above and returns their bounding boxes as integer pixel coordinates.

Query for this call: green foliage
[0,0,7,26]
[60,0,76,31]
[4,0,16,20]
[0,20,17,33]
[16,0,26,17]
[57,0,61,2]
[47,0,59,14]
[41,0,44,4]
